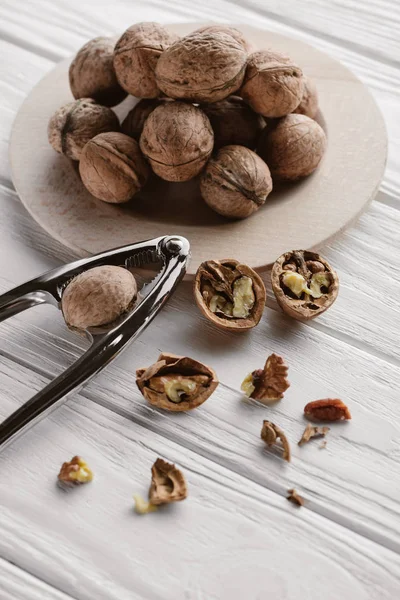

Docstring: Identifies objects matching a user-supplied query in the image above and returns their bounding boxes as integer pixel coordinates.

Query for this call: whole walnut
[69,37,127,107]
[79,132,150,203]
[155,31,247,103]
[193,25,252,52]
[240,50,304,118]
[258,114,326,180]
[122,98,165,140]
[200,145,272,219]
[293,76,318,119]
[201,96,265,150]
[113,22,178,98]
[48,98,119,161]
[140,102,214,182]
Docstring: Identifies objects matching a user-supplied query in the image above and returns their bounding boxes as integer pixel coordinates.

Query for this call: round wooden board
[10,23,387,278]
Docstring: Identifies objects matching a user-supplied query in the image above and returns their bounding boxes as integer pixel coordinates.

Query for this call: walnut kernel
[287,489,304,506]
[261,421,291,462]
[58,456,93,485]
[241,353,290,404]
[304,399,351,422]
[149,458,188,505]
[133,495,158,514]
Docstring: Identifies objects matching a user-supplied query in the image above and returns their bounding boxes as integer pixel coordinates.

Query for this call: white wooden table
[1,1,400,598]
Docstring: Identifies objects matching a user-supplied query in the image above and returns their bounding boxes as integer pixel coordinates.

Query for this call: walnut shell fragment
[304,399,351,422]
[79,132,149,203]
[194,259,266,330]
[136,352,218,412]
[200,145,273,219]
[261,420,291,462]
[193,25,252,53]
[48,98,119,161]
[293,76,319,119]
[271,250,339,321]
[113,22,178,98]
[258,114,326,180]
[149,458,188,505]
[240,50,303,118]
[140,102,213,181]
[155,31,247,103]
[241,353,289,404]
[287,489,304,506]
[58,456,93,485]
[298,423,330,446]
[69,36,127,107]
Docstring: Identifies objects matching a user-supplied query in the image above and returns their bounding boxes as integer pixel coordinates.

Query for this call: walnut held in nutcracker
[271,250,339,321]
[149,458,188,505]
[201,96,265,151]
[113,22,178,98]
[69,36,127,107]
[241,353,290,404]
[193,25,252,52]
[200,145,272,219]
[304,399,351,422]
[136,352,218,412]
[261,421,291,462]
[258,114,326,180]
[240,50,304,118]
[57,456,93,485]
[121,98,164,140]
[194,259,266,331]
[140,102,213,181]
[155,30,247,103]
[48,98,119,161]
[61,265,137,330]
[298,423,330,446]
[293,76,319,119]
[79,132,149,203]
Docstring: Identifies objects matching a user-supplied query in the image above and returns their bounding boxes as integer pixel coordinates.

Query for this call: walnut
[113,22,178,98]
[79,132,149,203]
[240,50,304,118]
[140,102,213,181]
[57,456,93,485]
[261,421,291,462]
[201,96,265,150]
[61,265,137,330]
[194,259,266,330]
[149,458,188,505]
[293,76,318,119]
[133,495,158,514]
[122,98,165,140]
[241,353,289,404]
[200,145,272,219]
[287,489,304,506]
[271,250,339,321]
[304,399,351,422]
[298,423,330,446]
[136,352,218,411]
[193,25,252,52]
[47,98,119,161]
[258,114,326,180]
[69,37,127,107]
[155,31,247,103]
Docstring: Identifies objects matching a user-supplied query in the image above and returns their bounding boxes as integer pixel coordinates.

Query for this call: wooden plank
[0,558,73,600]
[1,355,399,599]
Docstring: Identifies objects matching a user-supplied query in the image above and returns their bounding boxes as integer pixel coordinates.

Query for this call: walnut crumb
[298,423,330,446]
[57,456,93,485]
[261,420,291,462]
[133,494,158,515]
[319,440,327,450]
[287,489,304,507]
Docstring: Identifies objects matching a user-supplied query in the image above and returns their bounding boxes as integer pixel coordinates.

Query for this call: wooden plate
[10,23,387,278]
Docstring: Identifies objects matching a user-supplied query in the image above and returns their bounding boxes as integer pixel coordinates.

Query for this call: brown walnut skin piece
[136,352,218,412]
[200,145,272,219]
[155,31,247,103]
[149,458,188,505]
[194,259,266,331]
[258,114,326,180]
[113,22,178,98]
[140,102,213,182]
[69,37,127,107]
[293,76,318,119]
[271,250,339,321]
[201,96,265,150]
[240,50,304,118]
[304,399,351,422]
[193,25,252,53]
[121,98,166,140]
[48,98,120,161]
[79,132,150,203]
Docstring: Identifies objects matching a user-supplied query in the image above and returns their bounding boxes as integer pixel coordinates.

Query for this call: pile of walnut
[48,23,326,216]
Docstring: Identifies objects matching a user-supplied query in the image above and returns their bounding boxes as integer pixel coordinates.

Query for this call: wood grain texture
[0,558,73,600]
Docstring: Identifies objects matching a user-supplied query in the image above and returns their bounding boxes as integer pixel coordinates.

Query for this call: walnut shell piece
[140,102,213,182]
[194,259,266,330]
[113,22,178,98]
[304,399,351,422]
[136,352,218,412]
[200,145,272,219]
[261,421,291,462]
[69,37,127,107]
[240,50,304,118]
[271,250,339,321]
[193,25,252,53]
[149,458,188,505]
[47,98,120,161]
[293,76,318,119]
[258,114,326,180]
[62,265,137,330]
[79,132,149,203]
[155,31,247,103]
[298,423,330,446]
[241,353,289,404]
[121,98,163,140]
[58,456,93,485]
